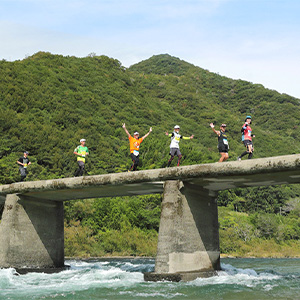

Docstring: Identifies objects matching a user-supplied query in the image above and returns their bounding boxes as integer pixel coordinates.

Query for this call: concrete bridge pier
[0,194,65,272]
[145,180,220,281]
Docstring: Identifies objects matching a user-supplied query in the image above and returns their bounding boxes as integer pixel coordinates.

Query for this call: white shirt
[169,132,182,148]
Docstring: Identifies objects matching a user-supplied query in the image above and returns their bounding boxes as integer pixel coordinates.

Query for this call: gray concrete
[154,181,220,275]
[144,270,218,282]
[0,154,300,276]
[0,194,64,269]
[1,154,300,202]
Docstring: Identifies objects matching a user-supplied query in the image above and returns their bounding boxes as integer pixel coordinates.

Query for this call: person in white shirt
[165,125,194,167]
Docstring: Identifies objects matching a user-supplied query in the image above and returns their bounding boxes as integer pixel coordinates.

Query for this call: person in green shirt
[74,139,89,177]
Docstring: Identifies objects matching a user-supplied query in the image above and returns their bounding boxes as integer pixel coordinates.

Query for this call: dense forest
[0,52,300,257]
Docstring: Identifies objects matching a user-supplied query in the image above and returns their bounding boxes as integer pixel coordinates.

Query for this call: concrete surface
[144,270,218,282]
[0,154,300,202]
[151,180,220,281]
[0,194,64,269]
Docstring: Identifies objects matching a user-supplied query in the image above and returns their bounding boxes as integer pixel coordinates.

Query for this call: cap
[221,124,227,127]
[134,132,139,135]
[174,125,180,129]
[245,115,252,122]
[24,151,29,154]
[80,139,86,142]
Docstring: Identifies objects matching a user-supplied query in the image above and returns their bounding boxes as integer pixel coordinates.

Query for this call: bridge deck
[0,154,300,203]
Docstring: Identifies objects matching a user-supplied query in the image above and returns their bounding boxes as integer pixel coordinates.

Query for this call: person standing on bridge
[165,125,194,167]
[122,123,152,171]
[210,123,229,162]
[17,151,31,181]
[74,139,89,176]
[238,116,255,160]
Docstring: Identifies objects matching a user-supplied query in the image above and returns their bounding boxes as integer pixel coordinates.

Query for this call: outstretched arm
[210,123,220,136]
[142,127,152,140]
[122,123,130,138]
[182,134,194,140]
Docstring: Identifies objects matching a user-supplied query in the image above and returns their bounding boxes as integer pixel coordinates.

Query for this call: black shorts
[243,140,253,147]
[218,145,228,153]
[169,148,182,157]
[130,153,139,164]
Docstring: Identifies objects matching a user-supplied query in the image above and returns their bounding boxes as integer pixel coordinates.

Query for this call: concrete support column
[145,180,220,281]
[0,194,64,270]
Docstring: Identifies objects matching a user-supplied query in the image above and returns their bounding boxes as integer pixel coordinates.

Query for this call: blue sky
[1,0,299,98]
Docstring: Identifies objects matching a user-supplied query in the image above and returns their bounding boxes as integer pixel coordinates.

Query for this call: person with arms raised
[122,123,152,171]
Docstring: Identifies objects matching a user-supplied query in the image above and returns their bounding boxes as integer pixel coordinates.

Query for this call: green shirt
[74,145,89,162]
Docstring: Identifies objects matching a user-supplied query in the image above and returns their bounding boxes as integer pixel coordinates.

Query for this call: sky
[1,0,300,98]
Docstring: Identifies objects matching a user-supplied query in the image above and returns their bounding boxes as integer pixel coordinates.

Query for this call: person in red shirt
[238,116,255,160]
[122,123,152,171]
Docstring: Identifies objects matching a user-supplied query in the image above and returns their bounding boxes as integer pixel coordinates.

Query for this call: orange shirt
[129,136,143,153]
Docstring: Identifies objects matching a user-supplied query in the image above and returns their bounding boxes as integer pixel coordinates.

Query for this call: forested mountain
[0,52,299,183]
[1,52,300,257]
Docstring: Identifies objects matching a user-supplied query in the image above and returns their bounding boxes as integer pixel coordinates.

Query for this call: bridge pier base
[0,194,65,270]
[145,180,220,281]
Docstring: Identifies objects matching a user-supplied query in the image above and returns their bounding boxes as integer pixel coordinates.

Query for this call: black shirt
[218,131,229,149]
[18,156,30,167]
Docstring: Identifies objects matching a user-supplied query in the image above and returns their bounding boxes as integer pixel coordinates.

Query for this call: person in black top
[210,123,229,162]
[17,151,31,181]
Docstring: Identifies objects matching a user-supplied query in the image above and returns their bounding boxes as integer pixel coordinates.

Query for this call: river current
[0,258,299,300]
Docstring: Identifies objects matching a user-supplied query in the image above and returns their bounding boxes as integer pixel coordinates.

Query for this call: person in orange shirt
[122,123,152,171]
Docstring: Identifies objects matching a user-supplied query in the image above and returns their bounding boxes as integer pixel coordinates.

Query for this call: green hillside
[0,52,300,257]
[0,52,299,183]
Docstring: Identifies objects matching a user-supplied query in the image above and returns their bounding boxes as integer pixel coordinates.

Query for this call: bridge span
[0,154,300,280]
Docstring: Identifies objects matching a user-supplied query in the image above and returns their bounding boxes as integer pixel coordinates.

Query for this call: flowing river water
[0,258,299,300]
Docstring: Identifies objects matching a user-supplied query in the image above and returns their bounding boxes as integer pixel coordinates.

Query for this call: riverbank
[65,247,300,261]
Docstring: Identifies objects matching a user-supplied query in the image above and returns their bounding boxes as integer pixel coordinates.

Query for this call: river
[0,258,299,300]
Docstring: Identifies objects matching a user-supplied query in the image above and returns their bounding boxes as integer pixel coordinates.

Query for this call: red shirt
[242,123,252,141]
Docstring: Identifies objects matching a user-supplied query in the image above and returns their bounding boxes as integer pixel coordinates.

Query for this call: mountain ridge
[0,51,299,184]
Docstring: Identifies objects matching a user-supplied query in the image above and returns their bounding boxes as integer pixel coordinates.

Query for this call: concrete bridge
[0,154,300,280]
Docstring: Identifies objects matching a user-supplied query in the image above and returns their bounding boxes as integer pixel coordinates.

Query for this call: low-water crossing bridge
[0,154,300,280]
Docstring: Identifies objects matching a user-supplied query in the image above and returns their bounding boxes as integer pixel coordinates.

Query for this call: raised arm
[210,123,220,136]
[142,127,152,140]
[122,123,130,138]
[242,122,248,131]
